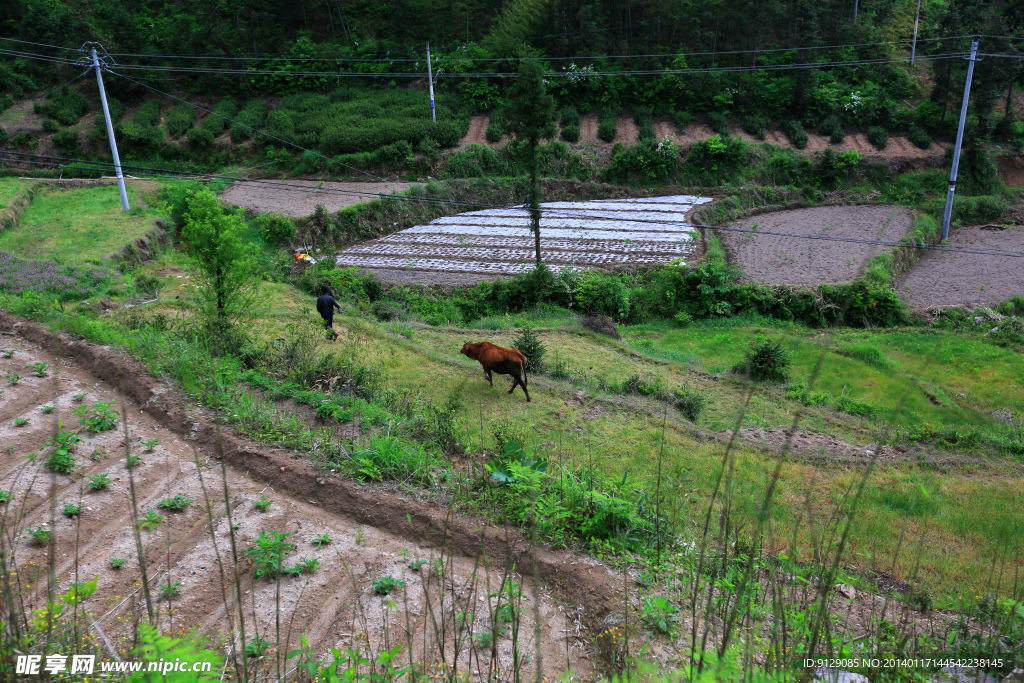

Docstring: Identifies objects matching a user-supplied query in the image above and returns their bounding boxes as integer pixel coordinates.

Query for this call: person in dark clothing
[316,288,342,339]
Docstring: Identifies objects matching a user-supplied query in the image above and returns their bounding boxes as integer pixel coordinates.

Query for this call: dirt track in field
[895,224,1024,310]
[220,180,416,218]
[0,317,621,678]
[719,205,917,285]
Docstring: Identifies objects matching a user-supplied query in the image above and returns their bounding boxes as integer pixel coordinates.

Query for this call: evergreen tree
[504,60,556,264]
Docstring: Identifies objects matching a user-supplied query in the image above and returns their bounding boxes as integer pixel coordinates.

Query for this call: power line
[0,36,81,53]
[3,150,1021,260]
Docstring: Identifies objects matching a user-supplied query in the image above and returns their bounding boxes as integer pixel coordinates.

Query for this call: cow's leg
[507,376,518,394]
[484,368,493,386]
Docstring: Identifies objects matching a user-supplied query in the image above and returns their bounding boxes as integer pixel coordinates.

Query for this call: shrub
[743,116,767,140]
[200,97,237,136]
[782,120,808,149]
[605,138,680,184]
[376,139,412,167]
[166,105,197,138]
[560,106,580,127]
[52,129,80,153]
[232,100,269,143]
[737,336,789,382]
[708,112,730,135]
[186,126,214,148]
[42,118,59,132]
[574,271,631,320]
[598,113,618,142]
[560,124,580,143]
[37,87,89,126]
[685,135,748,185]
[908,127,931,149]
[511,325,546,373]
[485,111,504,142]
[418,135,441,159]
[672,388,709,421]
[867,126,888,150]
[820,115,844,144]
[638,122,656,141]
[133,101,162,127]
[256,213,295,246]
[673,110,694,132]
[12,131,36,150]
[372,575,406,595]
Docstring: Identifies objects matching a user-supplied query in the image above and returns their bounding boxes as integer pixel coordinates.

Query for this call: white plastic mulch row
[335,195,712,276]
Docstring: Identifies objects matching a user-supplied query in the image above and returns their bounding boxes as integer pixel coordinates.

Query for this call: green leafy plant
[25,361,48,377]
[74,400,119,434]
[110,557,126,569]
[909,126,931,149]
[247,529,296,579]
[736,336,790,383]
[371,575,406,595]
[140,438,159,452]
[14,417,29,427]
[597,114,617,142]
[511,325,546,373]
[672,388,709,422]
[125,453,142,469]
[743,115,767,140]
[8,373,21,385]
[408,559,427,571]
[87,473,111,490]
[41,405,54,414]
[782,119,808,149]
[312,532,332,547]
[63,502,85,517]
[161,580,182,598]
[0,490,11,505]
[27,526,52,544]
[0,349,14,358]
[294,557,320,574]
[73,393,87,402]
[44,423,81,474]
[708,112,730,135]
[139,509,165,530]
[867,125,888,150]
[245,634,271,658]
[253,495,273,512]
[642,596,680,635]
[355,528,366,545]
[158,495,194,512]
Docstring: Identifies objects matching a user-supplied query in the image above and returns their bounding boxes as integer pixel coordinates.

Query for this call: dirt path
[221,180,416,218]
[719,205,917,285]
[0,319,619,677]
[895,224,1024,310]
[459,115,490,149]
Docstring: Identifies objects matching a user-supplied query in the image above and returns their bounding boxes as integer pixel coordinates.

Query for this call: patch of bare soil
[0,317,629,677]
[459,115,490,148]
[220,180,416,218]
[615,117,639,145]
[997,155,1024,187]
[895,224,1024,310]
[362,268,507,286]
[731,428,905,461]
[579,114,600,144]
[720,205,917,285]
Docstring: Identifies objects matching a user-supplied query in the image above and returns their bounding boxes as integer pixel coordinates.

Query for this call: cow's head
[460,342,475,359]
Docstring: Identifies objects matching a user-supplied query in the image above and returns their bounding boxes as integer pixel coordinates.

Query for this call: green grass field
[0,178,27,207]
[0,183,162,263]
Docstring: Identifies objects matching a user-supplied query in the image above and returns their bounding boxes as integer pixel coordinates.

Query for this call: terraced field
[334,195,712,280]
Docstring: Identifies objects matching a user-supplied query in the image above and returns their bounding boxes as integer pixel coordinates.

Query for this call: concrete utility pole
[941,38,981,241]
[89,45,129,211]
[910,0,922,67]
[426,42,436,123]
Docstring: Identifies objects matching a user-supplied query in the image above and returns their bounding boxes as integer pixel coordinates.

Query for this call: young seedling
[44,425,81,475]
[140,438,159,452]
[8,374,21,385]
[0,349,14,358]
[110,557,127,569]
[41,405,54,414]
[312,532,331,547]
[294,557,320,574]
[355,528,366,545]
[252,495,273,512]
[160,580,182,598]
[371,576,406,595]
[0,490,12,505]
[408,559,427,571]
[27,527,52,545]
[73,393,87,402]
[158,495,194,512]
[125,453,142,469]
[139,509,164,530]
[63,502,85,517]
[75,400,119,434]
[245,635,270,658]
[25,362,49,377]
[14,417,29,427]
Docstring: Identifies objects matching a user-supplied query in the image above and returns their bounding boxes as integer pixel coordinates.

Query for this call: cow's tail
[521,355,528,386]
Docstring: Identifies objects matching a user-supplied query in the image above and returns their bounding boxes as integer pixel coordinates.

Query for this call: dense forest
[2,0,1022,132]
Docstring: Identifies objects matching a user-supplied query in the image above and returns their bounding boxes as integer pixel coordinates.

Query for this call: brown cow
[460,341,530,402]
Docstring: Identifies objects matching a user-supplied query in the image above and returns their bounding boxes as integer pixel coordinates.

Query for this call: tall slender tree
[504,59,557,264]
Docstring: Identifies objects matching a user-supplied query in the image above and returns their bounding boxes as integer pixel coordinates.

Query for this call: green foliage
[0,490,11,504]
[127,623,223,681]
[782,119,808,149]
[110,557,126,569]
[511,325,546,372]
[737,335,790,382]
[158,495,194,511]
[743,116,767,140]
[140,509,165,529]
[372,575,406,595]
[708,112,730,135]
[87,473,111,490]
[820,115,843,143]
[245,634,271,658]
[44,423,81,474]
[312,532,331,547]
[598,112,618,142]
[231,100,269,143]
[253,494,273,512]
[346,434,441,485]
[574,270,632,319]
[160,580,182,598]
[605,138,680,184]
[486,109,505,142]
[52,129,80,153]
[27,526,52,544]
[166,105,197,138]
[909,126,931,149]
[73,399,119,434]
[24,361,48,377]
[248,529,296,579]
[685,135,748,185]
[63,502,84,516]
[867,125,888,150]
[672,388,709,421]
[560,105,580,127]
[504,61,557,147]
[35,87,89,126]
[256,212,295,246]
[642,596,680,635]
[673,110,694,132]
[560,124,580,143]
[181,189,261,348]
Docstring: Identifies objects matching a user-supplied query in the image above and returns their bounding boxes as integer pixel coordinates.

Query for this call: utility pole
[853,0,859,22]
[941,38,981,241]
[426,42,436,123]
[88,45,129,211]
[910,0,922,67]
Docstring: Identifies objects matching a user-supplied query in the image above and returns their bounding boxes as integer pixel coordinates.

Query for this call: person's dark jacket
[316,294,341,320]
